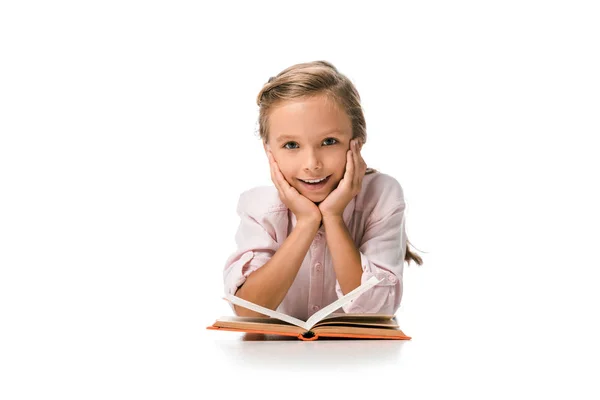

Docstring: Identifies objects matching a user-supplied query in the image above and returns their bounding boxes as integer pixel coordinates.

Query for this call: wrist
[296,216,322,229]
[321,214,343,222]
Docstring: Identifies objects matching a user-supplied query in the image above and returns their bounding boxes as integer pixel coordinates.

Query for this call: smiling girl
[223,61,423,319]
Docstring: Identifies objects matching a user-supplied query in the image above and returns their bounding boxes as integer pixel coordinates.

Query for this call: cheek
[278,165,295,182]
[333,153,349,171]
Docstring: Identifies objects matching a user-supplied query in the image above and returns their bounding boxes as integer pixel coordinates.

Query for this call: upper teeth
[302,177,326,183]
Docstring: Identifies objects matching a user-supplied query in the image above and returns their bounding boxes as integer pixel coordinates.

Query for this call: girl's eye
[283,138,338,150]
[283,142,299,150]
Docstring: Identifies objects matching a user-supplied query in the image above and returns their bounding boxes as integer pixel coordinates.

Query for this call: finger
[352,140,361,187]
[351,139,357,169]
[353,140,366,183]
[274,166,301,202]
[267,151,285,196]
[357,140,366,166]
[347,145,356,188]
[269,152,295,201]
[338,148,350,191]
[267,151,278,187]
[271,156,291,190]
[277,171,292,194]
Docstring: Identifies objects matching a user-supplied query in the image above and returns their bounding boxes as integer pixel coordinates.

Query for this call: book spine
[298,332,318,341]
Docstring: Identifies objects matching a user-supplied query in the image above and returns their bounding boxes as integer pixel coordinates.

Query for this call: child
[223,60,423,319]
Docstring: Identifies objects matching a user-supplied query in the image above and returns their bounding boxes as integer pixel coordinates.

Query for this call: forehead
[269,95,352,142]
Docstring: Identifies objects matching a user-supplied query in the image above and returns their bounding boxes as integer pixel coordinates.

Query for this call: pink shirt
[223,171,408,320]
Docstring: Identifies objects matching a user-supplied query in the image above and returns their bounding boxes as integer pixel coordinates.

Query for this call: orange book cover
[207,277,411,340]
[207,314,411,341]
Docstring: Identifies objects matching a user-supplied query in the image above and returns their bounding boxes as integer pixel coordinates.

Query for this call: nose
[303,148,322,172]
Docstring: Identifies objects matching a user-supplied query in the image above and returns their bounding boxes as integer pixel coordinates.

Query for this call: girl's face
[263,94,353,204]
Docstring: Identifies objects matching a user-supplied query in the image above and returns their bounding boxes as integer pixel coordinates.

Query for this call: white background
[1,1,599,399]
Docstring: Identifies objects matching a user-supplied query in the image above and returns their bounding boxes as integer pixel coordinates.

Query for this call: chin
[305,191,329,203]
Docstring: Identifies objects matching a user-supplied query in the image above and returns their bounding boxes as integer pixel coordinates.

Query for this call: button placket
[314,262,322,273]
[308,240,325,317]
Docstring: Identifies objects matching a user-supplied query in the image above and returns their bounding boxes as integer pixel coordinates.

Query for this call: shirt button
[312,305,320,311]
[388,275,397,283]
[314,262,322,272]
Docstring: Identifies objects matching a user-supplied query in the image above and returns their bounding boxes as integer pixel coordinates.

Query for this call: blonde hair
[256,60,423,266]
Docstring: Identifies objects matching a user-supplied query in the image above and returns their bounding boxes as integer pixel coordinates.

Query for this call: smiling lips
[300,176,328,183]
[298,175,331,191]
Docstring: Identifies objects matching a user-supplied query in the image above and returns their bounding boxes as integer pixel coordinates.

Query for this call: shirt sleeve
[222,192,280,313]
[335,200,407,315]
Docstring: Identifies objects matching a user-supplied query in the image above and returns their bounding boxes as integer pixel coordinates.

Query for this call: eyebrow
[275,130,343,143]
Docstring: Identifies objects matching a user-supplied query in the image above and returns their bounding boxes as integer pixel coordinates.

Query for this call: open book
[207,276,411,341]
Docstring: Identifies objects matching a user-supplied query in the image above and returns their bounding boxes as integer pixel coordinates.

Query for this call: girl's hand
[267,150,322,224]
[318,138,367,219]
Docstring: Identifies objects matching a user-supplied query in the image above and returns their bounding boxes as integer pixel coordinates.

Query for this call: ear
[263,141,271,155]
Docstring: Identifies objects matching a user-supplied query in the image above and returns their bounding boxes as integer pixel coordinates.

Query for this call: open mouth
[298,175,331,191]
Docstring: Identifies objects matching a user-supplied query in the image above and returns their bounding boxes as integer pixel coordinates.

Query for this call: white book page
[223,294,307,329]
[304,276,381,330]
[224,275,382,331]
